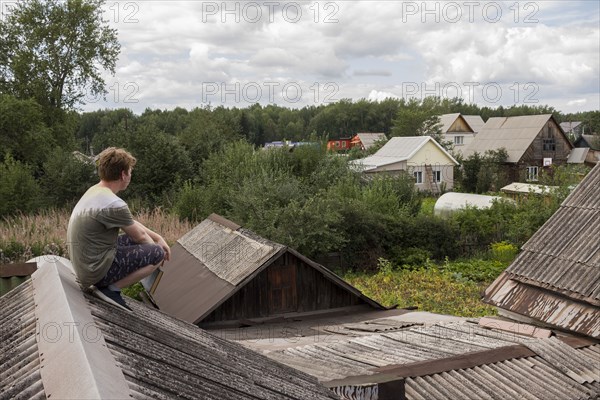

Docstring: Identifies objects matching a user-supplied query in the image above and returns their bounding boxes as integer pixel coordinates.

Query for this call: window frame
[414,171,423,184]
[526,166,539,181]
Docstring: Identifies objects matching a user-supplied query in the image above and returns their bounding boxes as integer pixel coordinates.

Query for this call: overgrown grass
[344,256,513,318]
[0,208,193,263]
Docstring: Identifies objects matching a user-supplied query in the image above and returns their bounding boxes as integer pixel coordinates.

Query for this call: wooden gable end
[519,119,572,166]
[448,115,473,133]
[199,251,366,325]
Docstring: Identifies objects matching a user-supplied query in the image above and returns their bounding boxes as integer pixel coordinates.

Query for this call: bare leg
[112,263,161,289]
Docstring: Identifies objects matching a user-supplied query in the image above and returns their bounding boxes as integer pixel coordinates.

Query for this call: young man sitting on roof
[67,147,171,310]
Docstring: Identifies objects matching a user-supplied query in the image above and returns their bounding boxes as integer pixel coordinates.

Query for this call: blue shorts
[95,234,165,288]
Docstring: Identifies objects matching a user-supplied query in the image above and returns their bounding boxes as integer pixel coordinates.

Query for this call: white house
[351,136,459,192]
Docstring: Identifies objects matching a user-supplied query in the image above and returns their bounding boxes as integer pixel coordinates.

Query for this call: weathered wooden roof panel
[0,280,45,400]
[260,319,599,400]
[484,163,600,337]
[0,258,339,400]
[178,217,283,286]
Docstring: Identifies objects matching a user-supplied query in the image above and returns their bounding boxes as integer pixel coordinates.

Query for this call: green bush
[440,258,507,283]
[489,241,518,262]
[0,156,42,216]
[40,149,97,208]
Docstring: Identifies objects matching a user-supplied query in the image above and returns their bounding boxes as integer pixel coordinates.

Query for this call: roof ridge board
[371,344,536,379]
[31,257,129,398]
[30,260,131,400]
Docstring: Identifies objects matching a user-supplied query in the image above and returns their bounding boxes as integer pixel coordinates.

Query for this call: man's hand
[156,236,171,262]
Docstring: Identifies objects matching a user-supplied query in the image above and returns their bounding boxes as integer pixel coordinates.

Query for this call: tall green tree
[0,0,120,110]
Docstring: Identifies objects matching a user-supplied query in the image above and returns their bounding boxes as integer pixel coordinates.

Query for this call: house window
[526,166,539,181]
[342,141,347,148]
[543,128,555,151]
[414,171,423,184]
[454,136,464,145]
[543,138,555,151]
[433,170,441,183]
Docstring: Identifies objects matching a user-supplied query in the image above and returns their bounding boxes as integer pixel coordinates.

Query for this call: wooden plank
[478,317,552,338]
[0,262,37,278]
[371,344,536,378]
[207,213,241,231]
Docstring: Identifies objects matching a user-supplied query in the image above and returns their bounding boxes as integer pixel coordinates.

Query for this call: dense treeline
[0,92,596,269]
[3,94,598,213]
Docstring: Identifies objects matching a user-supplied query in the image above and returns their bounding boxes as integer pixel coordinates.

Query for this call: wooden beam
[372,345,536,378]
[0,262,37,278]
[326,379,406,400]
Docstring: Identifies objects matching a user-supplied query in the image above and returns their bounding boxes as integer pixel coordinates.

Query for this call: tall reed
[0,208,193,263]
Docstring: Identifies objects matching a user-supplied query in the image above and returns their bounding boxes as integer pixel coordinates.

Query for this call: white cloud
[86,1,599,113]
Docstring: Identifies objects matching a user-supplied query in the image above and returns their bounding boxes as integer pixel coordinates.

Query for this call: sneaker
[92,286,132,311]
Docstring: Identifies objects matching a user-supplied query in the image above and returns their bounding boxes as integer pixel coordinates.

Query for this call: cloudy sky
[88,0,600,114]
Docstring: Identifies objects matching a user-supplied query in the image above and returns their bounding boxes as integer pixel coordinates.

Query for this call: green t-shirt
[67,184,134,287]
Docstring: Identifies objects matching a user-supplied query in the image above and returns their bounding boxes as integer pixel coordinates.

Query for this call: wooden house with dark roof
[483,162,600,338]
[0,256,340,400]
[574,134,600,165]
[465,114,573,182]
[145,214,384,327]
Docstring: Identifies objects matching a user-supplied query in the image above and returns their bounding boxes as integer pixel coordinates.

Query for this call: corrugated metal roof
[0,280,45,399]
[465,114,558,162]
[352,136,458,171]
[263,320,600,400]
[355,133,386,149]
[568,147,590,163]
[0,257,338,400]
[463,115,485,133]
[484,162,600,337]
